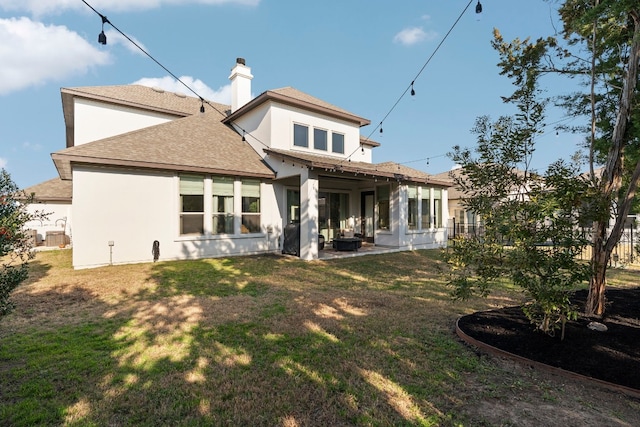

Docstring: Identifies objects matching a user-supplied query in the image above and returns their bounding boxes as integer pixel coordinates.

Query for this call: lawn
[1,249,638,426]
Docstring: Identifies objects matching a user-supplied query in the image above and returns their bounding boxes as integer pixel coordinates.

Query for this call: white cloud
[393,27,438,46]
[132,76,231,104]
[0,17,111,95]
[22,141,43,151]
[0,157,7,168]
[0,0,260,16]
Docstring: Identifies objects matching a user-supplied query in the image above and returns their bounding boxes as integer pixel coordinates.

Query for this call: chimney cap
[236,57,246,66]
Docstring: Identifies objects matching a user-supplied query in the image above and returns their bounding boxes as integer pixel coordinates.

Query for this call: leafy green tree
[452,1,639,319]
[447,31,591,338]
[552,1,640,316]
[0,169,44,317]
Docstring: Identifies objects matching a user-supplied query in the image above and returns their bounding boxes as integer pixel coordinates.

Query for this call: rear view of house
[34,58,450,268]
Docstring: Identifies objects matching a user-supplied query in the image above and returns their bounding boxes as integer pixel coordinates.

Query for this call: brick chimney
[229,57,253,113]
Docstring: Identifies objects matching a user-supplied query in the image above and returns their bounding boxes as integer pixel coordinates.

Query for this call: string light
[84,0,487,174]
[342,0,479,166]
[82,0,276,151]
[98,15,108,45]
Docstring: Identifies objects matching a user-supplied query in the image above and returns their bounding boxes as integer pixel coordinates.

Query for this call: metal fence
[447,219,485,240]
[447,218,639,266]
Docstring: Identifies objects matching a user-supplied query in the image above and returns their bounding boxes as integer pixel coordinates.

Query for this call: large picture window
[293,124,308,148]
[180,175,204,235]
[376,184,390,231]
[212,176,234,234]
[241,179,261,233]
[314,128,328,151]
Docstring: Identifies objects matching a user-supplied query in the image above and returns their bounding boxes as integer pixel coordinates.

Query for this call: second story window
[332,133,345,154]
[293,124,308,148]
[314,128,328,151]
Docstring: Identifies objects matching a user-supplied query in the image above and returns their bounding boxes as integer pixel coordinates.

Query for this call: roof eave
[51,153,276,180]
[223,90,371,127]
[61,87,195,118]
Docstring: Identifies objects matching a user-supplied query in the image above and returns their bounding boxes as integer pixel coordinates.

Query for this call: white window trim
[176,175,264,240]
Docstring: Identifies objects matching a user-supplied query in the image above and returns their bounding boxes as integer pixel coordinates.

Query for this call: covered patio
[265,148,451,261]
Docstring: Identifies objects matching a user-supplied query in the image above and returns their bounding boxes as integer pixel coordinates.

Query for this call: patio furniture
[333,237,362,251]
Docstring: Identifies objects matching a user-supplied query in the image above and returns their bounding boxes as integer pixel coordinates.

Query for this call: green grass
[0,249,638,426]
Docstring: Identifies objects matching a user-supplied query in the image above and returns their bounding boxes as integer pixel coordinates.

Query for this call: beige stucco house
[29,58,451,269]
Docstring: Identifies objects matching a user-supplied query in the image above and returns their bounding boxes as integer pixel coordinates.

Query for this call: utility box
[45,231,67,247]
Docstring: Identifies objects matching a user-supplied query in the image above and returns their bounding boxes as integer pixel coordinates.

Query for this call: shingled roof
[52,110,275,180]
[21,177,72,202]
[61,85,230,148]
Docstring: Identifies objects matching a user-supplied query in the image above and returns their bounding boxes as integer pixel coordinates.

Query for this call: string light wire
[343,0,477,165]
[81,0,275,150]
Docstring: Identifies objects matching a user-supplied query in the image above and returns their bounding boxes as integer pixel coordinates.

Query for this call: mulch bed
[457,287,640,392]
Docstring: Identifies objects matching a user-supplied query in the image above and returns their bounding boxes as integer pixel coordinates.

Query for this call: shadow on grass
[23,258,52,285]
[1,251,481,426]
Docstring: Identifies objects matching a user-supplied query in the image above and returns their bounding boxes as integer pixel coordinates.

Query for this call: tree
[0,169,44,317]
[447,31,591,338]
[453,1,639,319]
[553,1,640,316]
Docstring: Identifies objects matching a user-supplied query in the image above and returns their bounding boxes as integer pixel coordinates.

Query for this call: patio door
[319,192,349,241]
[361,191,374,243]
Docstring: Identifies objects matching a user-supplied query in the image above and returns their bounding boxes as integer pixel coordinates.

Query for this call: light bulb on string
[410,81,415,96]
[98,15,108,44]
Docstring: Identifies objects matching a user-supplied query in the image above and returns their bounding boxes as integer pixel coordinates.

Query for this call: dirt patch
[455,287,640,426]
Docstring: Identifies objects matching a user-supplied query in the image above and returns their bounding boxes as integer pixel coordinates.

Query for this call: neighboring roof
[224,87,371,128]
[21,178,72,202]
[433,166,541,200]
[433,169,464,199]
[61,85,230,148]
[52,111,275,180]
[265,149,451,187]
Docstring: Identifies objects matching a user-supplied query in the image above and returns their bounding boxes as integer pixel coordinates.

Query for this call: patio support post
[299,168,319,260]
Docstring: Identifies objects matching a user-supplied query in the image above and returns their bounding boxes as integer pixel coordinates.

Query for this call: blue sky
[0,0,586,189]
